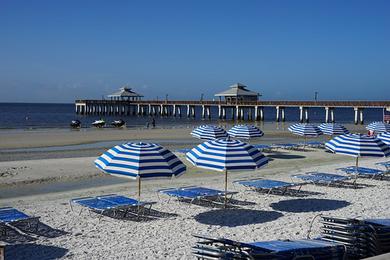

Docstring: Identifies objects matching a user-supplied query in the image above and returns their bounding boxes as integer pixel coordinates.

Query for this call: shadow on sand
[270,198,351,213]
[101,208,179,222]
[195,209,283,227]
[267,153,306,160]
[5,243,68,260]
[0,221,68,244]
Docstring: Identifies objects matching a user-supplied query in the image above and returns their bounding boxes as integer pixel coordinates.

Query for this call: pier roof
[215,83,260,97]
[107,87,143,98]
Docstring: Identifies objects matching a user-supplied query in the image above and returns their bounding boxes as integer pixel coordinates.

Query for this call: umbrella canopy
[186,138,268,207]
[325,134,390,158]
[186,138,269,171]
[227,124,264,139]
[319,123,349,136]
[95,142,186,199]
[366,122,390,134]
[378,132,390,145]
[288,123,323,137]
[325,134,390,180]
[191,125,228,140]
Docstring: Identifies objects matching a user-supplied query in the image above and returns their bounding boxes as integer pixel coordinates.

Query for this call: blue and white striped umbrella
[227,125,264,139]
[325,134,390,177]
[95,142,186,198]
[288,123,323,137]
[366,122,390,134]
[191,125,228,140]
[319,123,349,136]
[325,134,390,157]
[186,138,269,172]
[187,138,268,206]
[378,132,390,145]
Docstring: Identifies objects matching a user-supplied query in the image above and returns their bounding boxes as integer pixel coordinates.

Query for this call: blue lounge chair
[70,194,155,218]
[321,216,390,258]
[376,161,390,171]
[0,207,40,236]
[292,172,350,186]
[337,166,384,179]
[234,179,302,195]
[158,186,237,205]
[300,141,325,148]
[271,143,300,150]
[193,235,346,259]
[252,144,273,152]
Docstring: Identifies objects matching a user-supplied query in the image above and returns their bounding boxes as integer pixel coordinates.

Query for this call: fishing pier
[75,100,390,125]
[75,84,390,124]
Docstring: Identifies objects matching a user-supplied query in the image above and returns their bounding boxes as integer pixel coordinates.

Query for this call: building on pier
[107,87,143,101]
[215,83,261,103]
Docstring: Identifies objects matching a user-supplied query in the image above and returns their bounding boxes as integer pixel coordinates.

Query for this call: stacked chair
[321,216,390,258]
[192,235,346,259]
[193,216,390,259]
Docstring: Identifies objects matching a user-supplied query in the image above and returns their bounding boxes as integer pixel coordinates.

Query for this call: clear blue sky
[0,0,389,103]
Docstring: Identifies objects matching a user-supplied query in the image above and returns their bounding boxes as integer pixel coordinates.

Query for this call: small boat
[92,119,105,128]
[111,119,126,128]
[70,120,81,128]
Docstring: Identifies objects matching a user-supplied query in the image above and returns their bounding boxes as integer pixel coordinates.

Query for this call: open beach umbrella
[95,142,186,200]
[319,123,349,136]
[191,125,228,140]
[186,138,268,206]
[378,132,390,145]
[288,123,323,146]
[227,124,264,139]
[325,134,390,177]
[366,122,390,134]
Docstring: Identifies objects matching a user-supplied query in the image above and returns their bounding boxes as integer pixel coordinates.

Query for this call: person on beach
[152,117,156,128]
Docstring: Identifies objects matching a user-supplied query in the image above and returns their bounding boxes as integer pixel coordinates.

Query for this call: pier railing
[76,99,390,108]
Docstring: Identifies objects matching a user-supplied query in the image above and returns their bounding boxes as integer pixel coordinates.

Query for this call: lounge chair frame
[292,172,351,187]
[0,207,40,236]
[70,194,155,220]
[234,178,303,195]
[158,186,237,206]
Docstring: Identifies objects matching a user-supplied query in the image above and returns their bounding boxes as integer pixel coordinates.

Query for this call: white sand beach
[0,128,389,259]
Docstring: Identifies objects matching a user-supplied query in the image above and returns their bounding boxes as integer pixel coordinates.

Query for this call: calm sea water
[0,103,385,129]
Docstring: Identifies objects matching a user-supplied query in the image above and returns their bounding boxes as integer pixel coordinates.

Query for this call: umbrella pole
[138,177,141,201]
[224,169,228,208]
[354,157,359,185]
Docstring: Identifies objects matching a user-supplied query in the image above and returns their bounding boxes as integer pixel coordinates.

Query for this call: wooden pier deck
[75,99,390,124]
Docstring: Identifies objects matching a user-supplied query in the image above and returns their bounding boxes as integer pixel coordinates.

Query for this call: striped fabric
[378,132,390,145]
[318,123,349,136]
[191,125,228,140]
[325,134,390,157]
[227,125,264,139]
[288,123,323,137]
[186,138,268,172]
[366,122,390,133]
[95,142,186,179]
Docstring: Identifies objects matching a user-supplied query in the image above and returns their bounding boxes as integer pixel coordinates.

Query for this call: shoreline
[0,123,368,150]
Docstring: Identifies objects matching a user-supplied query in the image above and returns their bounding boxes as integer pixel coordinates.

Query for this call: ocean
[0,102,385,129]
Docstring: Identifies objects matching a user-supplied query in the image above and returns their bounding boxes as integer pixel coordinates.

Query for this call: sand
[0,127,388,259]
